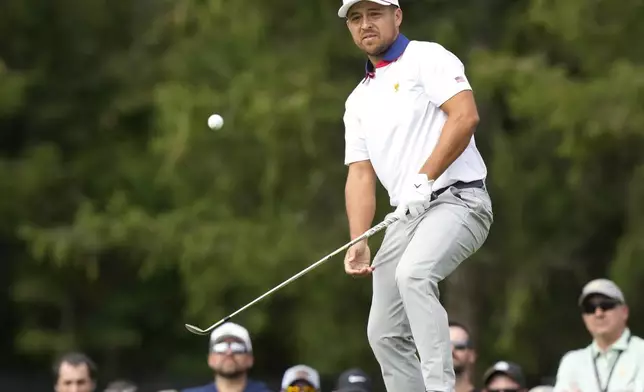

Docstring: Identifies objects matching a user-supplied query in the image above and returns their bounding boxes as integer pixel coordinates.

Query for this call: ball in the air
[208,114,224,130]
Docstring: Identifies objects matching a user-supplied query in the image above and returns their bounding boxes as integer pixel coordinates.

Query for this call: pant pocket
[448,187,493,224]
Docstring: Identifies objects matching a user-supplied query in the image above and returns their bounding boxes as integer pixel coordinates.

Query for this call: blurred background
[2,0,644,391]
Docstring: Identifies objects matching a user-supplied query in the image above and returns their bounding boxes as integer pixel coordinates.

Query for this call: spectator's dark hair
[448,320,474,347]
[52,352,97,383]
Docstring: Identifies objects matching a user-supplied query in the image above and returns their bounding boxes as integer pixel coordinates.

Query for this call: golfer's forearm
[419,112,478,180]
[345,162,376,240]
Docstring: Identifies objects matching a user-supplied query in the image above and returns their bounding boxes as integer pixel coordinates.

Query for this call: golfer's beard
[366,42,390,57]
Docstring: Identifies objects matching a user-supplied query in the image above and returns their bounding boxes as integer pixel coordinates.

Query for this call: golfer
[338,0,493,391]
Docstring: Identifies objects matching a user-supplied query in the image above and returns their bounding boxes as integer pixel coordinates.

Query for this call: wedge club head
[184,324,210,335]
[184,316,231,336]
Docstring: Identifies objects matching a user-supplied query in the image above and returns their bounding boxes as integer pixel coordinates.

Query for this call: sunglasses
[488,389,519,392]
[451,340,471,350]
[285,386,316,392]
[581,301,620,314]
[211,341,248,354]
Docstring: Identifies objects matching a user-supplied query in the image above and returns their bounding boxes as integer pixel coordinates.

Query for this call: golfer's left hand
[344,240,373,276]
[394,174,434,222]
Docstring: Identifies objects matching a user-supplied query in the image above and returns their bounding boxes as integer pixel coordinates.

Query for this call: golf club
[184,214,399,335]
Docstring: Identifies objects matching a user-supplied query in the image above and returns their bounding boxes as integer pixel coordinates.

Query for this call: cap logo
[588,282,603,290]
[495,361,510,371]
[296,370,311,379]
[348,375,367,383]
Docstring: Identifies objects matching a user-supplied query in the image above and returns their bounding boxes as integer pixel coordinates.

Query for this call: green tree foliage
[2,0,644,388]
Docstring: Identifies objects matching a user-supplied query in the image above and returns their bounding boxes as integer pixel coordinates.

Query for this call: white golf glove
[394,174,434,221]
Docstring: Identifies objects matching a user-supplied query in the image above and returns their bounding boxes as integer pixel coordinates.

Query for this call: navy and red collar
[364,33,410,79]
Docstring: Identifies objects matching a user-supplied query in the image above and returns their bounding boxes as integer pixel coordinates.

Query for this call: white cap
[281,364,321,390]
[338,0,400,18]
[209,322,253,352]
[578,278,626,305]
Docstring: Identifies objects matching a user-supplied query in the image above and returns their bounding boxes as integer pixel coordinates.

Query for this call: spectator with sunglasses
[482,361,527,392]
[449,321,479,392]
[553,279,644,392]
[182,322,272,392]
[280,365,320,392]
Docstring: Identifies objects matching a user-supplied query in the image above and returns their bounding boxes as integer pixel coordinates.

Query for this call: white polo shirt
[343,34,487,207]
[554,329,644,392]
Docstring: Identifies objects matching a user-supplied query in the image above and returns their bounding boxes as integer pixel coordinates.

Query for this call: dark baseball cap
[335,368,372,392]
[483,361,526,388]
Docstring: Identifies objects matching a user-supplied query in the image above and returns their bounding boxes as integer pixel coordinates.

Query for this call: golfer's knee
[394,262,421,289]
[395,261,439,297]
[367,332,395,357]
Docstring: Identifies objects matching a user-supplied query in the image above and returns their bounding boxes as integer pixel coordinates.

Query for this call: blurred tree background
[1,0,644,390]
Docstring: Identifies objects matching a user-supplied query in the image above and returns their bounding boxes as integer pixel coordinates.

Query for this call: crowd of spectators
[51,278,644,392]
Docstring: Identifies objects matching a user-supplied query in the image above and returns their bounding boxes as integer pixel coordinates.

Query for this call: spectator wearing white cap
[553,278,644,392]
[280,365,320,392]
[181,322,272,392]
[482,361,527,392]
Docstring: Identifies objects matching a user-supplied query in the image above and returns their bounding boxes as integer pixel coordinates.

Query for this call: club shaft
[197,215,398,333]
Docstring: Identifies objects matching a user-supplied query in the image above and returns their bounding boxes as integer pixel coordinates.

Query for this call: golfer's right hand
[344,240,373,276]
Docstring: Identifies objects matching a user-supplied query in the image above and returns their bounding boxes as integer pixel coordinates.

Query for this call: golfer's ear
[395,7,402,25]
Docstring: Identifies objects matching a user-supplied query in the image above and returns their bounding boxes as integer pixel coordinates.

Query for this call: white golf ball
[208,114,224,130]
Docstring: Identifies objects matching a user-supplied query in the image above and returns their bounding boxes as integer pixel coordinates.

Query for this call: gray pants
[367,184,493,392]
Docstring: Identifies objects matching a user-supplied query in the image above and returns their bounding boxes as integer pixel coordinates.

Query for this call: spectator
[104,380,137,392]
[181,322,271,392]
[53,351,97,392]
[332,368,372,392]
[553,279,644,392]
[449,321,479,392]
[482,361,527,392]
[280,365,320,392]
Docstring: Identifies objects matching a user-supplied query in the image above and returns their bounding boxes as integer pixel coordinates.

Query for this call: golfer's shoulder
[405,40,465,67]
[406,40,446,55]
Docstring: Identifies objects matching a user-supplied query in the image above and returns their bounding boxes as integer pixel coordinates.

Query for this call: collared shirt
[553,329,644,392]
[342,34,487,207]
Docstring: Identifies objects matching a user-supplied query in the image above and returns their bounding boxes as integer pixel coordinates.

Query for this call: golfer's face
[346,2,401,57]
